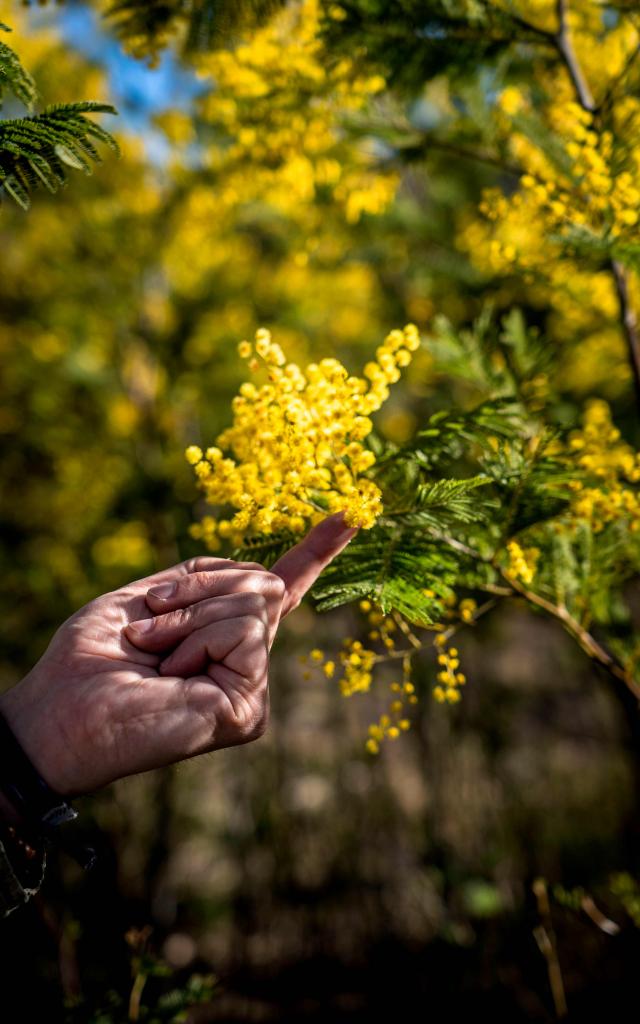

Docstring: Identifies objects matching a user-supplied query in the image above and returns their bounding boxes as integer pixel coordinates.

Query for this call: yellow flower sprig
[187,324,420,548]
[505,539,540,585]
[567,399,640,532]
[433,634,466,704]
[302,602,425,754]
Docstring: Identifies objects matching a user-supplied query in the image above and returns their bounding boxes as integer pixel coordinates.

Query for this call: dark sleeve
[0,824,46,918]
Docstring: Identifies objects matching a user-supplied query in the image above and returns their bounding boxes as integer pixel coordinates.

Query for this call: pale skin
[0,514,357,800]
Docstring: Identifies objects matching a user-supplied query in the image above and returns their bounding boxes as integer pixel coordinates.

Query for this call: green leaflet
[0,102,119,210]
[383,475,494,528]
[0,26,37,111]
[312,525,462,625]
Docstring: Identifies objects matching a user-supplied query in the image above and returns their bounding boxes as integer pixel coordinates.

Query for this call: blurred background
[2,1,640,1019]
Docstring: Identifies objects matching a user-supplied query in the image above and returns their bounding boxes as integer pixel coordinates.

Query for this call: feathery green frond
[235,530,300,566]
[372,399,525,480]
[383,476,494,529]
[312,525,461,624]
[0,23,37,110]
[319,0,555,92]
[0,102,119,210]
[100,0,286,57]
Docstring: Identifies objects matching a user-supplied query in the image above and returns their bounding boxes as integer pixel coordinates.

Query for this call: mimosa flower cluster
[505,540,540,585]
[467,94,640,279]
[302,598,474,751]
[567,399,640,532]
[186,325,420,546]
[432,636,466,705]
[458,16,640,396]
[195,0,398,224]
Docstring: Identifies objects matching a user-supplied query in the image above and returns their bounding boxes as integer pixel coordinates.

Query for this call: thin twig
[504,9,555,43]
[426,528,640,699]
[398,138,523,178]
[372,598,498,664]
[554,0,595,111]
[533,878,569,1019]
[610,257,640,408]
[501,570,640,701]
[128,971,147,1022]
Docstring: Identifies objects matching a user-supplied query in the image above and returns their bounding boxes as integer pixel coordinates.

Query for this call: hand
[0,514,356,797]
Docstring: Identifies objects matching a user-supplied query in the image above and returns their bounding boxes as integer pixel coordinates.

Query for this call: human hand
[0,514,356,797]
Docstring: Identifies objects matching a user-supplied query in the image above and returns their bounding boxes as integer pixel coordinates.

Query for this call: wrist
[0,684,69,797]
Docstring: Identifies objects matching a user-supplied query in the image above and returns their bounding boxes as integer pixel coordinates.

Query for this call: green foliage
[236,529,301,565]
[0,101,119,209]
[312,524,461,623]
[319,0,556,91]
[383,475,493,529]
[0,25,118,209]
[32,0,287,56]
[372,399,524,477]
[106,0,285,54]
[0,22,37,109]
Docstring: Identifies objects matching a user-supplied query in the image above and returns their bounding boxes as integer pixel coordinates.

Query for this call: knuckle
[250,592,269,615]
[189,570,222,596]
[240,591,267,610]
[188,556,229,572]
[243,614,268,641]
[168,606,192,630]
[265,573,286,600]
[235,593,268,622]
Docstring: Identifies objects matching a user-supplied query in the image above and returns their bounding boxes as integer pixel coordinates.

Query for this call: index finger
[271,513,358,617]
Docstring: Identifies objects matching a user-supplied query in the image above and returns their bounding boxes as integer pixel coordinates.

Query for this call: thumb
[272,513,358,616]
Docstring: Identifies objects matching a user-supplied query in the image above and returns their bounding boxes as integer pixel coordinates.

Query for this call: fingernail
[147,582,176,600]
[128,617,155,634]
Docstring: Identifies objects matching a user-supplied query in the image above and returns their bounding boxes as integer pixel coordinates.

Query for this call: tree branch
[610,257,640,408]
[501,570,640,702]
[423,528,640,701]
[554,0,596,111]
[398,137,523,178]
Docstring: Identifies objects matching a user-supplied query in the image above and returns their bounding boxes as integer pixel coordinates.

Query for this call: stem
[372,598,498,664]
[400,137,523,178]
[425,528,640,699]
[533,878,569,1019]
[580,895,620,935]
[554,0,595,111]
[504,9,555,43]
[391,609,422,650]
[128,971,147,1022]
[502,571,640,702]
[611,258,640,408]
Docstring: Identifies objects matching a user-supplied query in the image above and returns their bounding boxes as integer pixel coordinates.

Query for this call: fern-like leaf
[312,525,462,624]
[235,530,299,566]
[0,102,119,209]
[0,23,37,110]
[383,475,494,528]
[102,0,286,56]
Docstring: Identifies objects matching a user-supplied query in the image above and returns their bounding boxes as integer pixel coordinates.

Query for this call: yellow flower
[188,325,418,545]
[185,445,203,465]
[432,645,467,704]
[505,540,540,585]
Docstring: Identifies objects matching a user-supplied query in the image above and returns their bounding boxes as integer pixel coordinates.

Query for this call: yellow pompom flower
[186,325,419,546]
[505,541,540,585]
[432,645,466,704]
